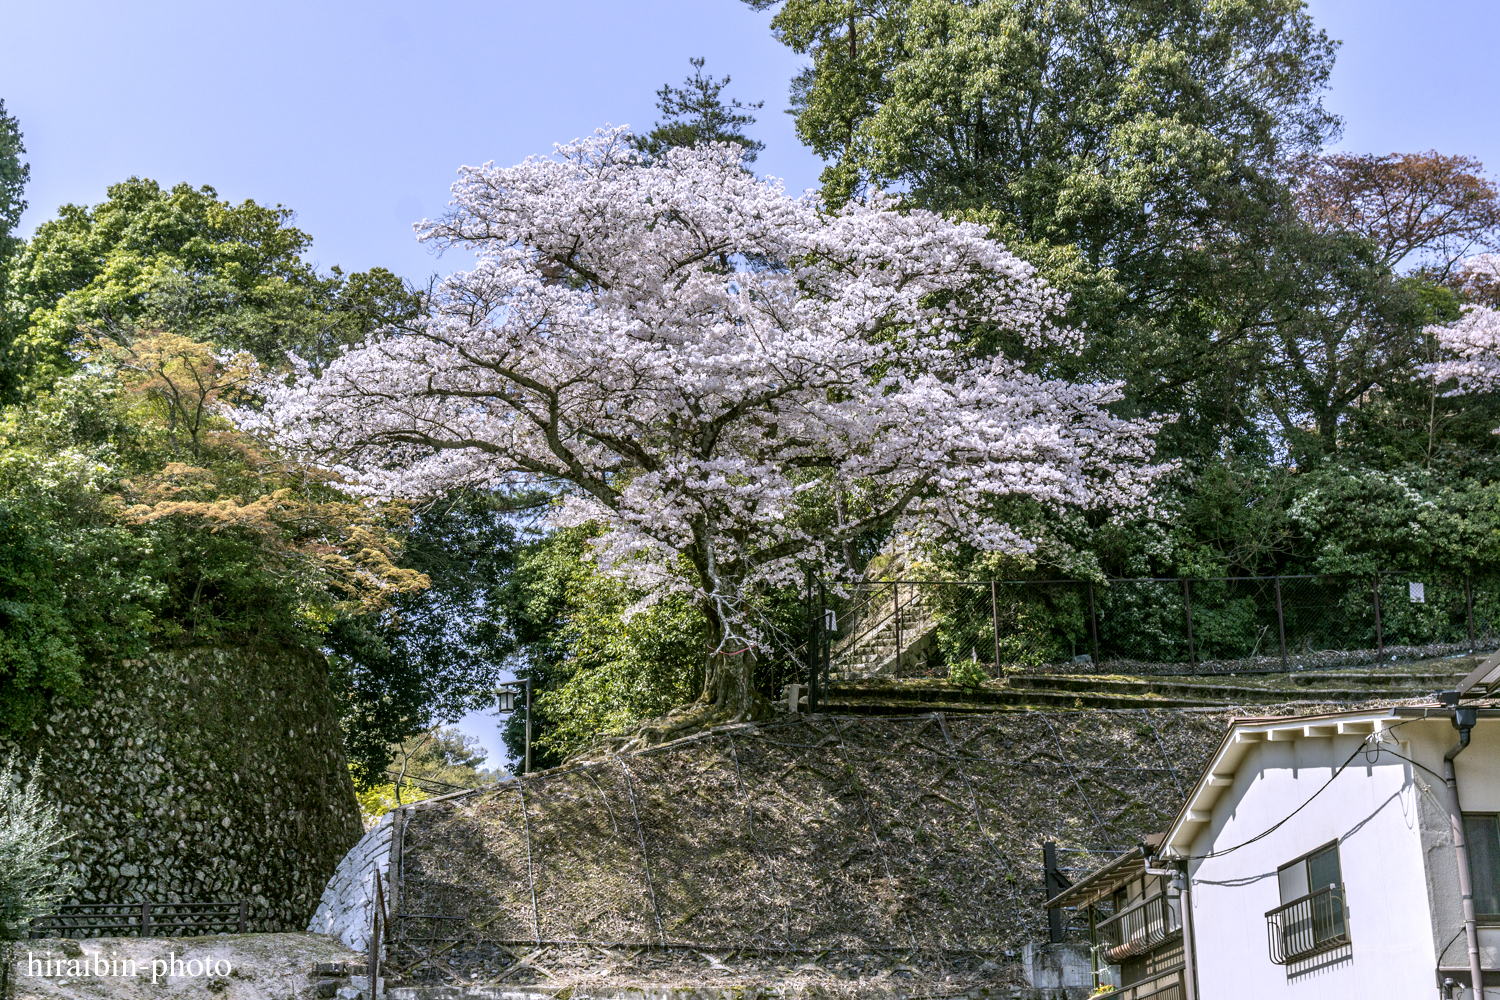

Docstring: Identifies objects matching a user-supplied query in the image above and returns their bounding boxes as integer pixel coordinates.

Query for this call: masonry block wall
[1,644,363,931]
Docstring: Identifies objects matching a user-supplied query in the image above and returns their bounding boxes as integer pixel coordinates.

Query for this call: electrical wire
[1185,720,1423,861]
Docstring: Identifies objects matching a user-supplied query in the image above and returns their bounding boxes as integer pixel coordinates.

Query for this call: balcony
[1097,891,1182,963]
[1265,883,1349,965]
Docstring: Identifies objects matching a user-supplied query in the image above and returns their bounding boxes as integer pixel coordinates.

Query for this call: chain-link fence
[823,573,1500,678]
[389,709,1235,980]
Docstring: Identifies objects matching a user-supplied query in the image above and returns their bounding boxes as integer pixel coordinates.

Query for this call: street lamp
[496,677,532,775]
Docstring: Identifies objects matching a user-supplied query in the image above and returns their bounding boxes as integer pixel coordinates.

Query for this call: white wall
[1403,717,1500,999]
[1187,733,1437,998]
[307,810,395,952]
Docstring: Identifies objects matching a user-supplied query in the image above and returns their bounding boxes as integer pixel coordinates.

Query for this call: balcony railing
[1097,891,1182,963]
[1265,883,1349,965]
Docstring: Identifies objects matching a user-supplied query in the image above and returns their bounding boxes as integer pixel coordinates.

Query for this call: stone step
[821,689,1227,713]
[820,680,1396,713]
[1003,674,1446,699]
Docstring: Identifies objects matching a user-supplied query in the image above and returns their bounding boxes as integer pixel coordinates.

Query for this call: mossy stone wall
[1,644,363,931]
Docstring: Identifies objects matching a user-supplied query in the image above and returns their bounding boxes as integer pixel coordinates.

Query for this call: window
[1278,842,1342,905]
[1266,842,1349,964]
[1464,814,1500,920]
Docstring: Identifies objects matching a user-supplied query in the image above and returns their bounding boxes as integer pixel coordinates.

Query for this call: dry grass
[387,708,1281,989]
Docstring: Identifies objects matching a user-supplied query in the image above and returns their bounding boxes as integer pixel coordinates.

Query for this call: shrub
[0,752,76,940]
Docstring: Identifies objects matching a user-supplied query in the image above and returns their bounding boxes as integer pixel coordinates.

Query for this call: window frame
[1463,812,1500,923]
[1277,839,1342,906]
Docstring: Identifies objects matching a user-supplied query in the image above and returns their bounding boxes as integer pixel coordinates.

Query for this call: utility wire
[1186,720,1422,861]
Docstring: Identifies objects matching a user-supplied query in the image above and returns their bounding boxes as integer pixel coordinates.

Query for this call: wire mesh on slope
[391,709,1239,975]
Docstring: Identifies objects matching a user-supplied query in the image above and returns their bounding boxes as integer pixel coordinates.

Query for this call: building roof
[1155,704,1500,859]
[1045,833,1165,910]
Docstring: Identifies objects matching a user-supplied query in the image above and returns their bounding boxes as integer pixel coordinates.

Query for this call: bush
[0,752,76,940]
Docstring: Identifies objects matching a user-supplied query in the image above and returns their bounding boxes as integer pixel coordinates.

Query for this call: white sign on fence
[1409,581,1425,604]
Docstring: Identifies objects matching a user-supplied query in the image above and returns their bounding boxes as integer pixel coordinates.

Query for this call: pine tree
[639,58,764,163]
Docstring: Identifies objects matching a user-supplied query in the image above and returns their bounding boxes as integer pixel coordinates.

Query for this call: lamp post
[496,677,532,774]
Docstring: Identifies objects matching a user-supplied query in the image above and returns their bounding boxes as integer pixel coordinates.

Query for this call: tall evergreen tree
[639,57,765,162]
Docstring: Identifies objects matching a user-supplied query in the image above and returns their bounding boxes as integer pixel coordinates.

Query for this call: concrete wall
[1,644,364,931]
[1404,718,1500,999]
[1186,731,1437,997]
[307,810,395,953]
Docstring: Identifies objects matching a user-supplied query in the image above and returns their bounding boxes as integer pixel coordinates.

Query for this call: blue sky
[5,0,1497,769]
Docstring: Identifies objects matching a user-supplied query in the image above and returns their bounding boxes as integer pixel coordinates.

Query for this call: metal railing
[30,901,248,938]
[1265,884,1349,964]
[1096,891,1181,963]
[821,572,1499,677]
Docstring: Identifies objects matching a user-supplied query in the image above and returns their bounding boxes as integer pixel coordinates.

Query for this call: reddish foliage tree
[1294,151,1500,277]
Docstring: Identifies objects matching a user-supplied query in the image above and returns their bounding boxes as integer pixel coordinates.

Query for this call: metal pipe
[1443,703,1484,1000]
[1374,576,1384,659]
[1468,577,1476,654]
[1175,867,1199,1000]
[813,581,826,711]
[1088,581,1101,666]
[524,676,532,776]
[894,582,903,668]
[992,579,1002,670]
[805,567,817,699]
[1275,576,1288,669]
[1088,904,1099,992]
[1182,579,1196,673]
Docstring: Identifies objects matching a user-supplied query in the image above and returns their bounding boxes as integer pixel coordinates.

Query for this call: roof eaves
[1157,705,1418,859]
[1045,847,1146,910]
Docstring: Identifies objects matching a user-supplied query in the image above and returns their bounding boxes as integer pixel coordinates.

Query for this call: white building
[1052,671,1500,999]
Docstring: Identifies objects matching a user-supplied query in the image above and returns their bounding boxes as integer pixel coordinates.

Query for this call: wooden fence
[31,901,248,938]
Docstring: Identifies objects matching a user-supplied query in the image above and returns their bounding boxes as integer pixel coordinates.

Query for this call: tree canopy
[250,128,1165,721]
[639,57,765,162]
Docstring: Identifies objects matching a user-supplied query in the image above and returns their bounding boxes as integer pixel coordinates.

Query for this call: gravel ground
[4,934,360,1000]
[3,935,1056,1000]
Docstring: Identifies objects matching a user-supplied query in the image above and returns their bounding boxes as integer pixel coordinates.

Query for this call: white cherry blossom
[1430,256,1500,399]
[245,128,1165,717]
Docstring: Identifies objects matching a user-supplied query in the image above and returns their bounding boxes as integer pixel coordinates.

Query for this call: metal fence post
[237,899,246,934]
[991,580,1002,669]
[370,874,384,992]
[805,569,818,701]
[821,600,831,699]
[812,581,825,711]
[1275,576,1288,670]
[1043,842,1066,944]
[1467,576,1476,653]
[1182,579,1197,673]
[1087,581,1101,666]
[141,901,150,938]
[894,582,903,669]
[1373,575,1384,659]
[523,676,533,776]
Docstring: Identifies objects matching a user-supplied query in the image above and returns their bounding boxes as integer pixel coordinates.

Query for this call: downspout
[1443,701,1484,999]
[1175,866,1199,1000]
[1151,860,1198,1000]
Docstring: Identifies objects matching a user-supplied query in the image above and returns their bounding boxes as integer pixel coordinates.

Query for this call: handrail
[1265,883,1348,965]
[1095,891,1181,962]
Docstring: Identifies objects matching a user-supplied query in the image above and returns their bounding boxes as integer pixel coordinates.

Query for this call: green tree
[754,0,1336,220]
[749,0,1344,462]
[498,527,708,766]
[329,490,544,786]
[638,57,765,162]
[0,752,77,941]
[0,99,27,262]
[1,177,419,399]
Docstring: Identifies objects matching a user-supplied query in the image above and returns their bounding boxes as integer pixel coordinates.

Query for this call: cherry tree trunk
[701,647,769,722]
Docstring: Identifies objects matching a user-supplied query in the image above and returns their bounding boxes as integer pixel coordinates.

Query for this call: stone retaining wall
[308,811,396,952]
[2,644,363,931]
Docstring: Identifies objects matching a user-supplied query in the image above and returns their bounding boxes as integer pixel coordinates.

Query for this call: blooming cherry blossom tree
[1431,255,1500,399]
[248,128,1165,721]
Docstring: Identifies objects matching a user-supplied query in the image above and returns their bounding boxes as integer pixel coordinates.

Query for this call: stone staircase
[829,584,941,679]
[815,657,1475,715]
